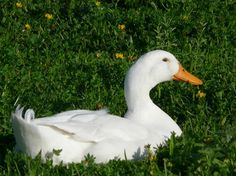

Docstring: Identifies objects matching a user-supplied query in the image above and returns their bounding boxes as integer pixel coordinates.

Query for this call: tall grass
[0,0,236,175]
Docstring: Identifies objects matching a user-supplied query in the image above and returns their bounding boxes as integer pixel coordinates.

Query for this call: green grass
[1,0,236,175]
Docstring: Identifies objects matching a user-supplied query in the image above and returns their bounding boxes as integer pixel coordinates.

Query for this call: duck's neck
[124,85,154,112]
[124,60,156,112]
[124,81,182,136]
[124,81,164,121]
[124,71,167,123]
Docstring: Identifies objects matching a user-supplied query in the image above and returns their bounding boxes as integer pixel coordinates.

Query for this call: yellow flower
[96,52,101,58]
[196,90,206,98]
[224,158,230,164]
[145,144,156,161]
[24,23,31,30]
[16,2,23,8]
[95,1,101,7]
[118,24,125,31]
[182,15,189,22]
[45,13,53,20]
[115,53,124,59]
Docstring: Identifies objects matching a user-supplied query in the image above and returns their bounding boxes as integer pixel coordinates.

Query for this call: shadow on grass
[0,134,15,165]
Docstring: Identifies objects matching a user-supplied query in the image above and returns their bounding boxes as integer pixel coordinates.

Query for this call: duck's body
[12,50,202,164]
[13,108,165,163]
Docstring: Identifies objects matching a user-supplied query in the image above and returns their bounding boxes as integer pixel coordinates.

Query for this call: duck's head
[124,50,203,107]
[151,50,202,85]
[125,50,203,90]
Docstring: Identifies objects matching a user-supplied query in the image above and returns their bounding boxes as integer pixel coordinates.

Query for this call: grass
[0,0,236,175]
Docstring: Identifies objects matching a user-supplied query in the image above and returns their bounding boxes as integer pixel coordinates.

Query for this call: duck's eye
[162,58,169,62]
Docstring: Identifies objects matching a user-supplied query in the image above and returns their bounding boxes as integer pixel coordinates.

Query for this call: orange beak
[173,65,203,85]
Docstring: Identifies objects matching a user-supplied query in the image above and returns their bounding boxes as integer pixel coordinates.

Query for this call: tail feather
[12,105,35,122]
[25,109,35,122]
[12,105,39,155]
[13,105,23,119]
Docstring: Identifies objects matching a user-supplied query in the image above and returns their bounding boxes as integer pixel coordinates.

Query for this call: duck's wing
[13,106,149,144]
[40,114,149,143]
[39,112,150,143]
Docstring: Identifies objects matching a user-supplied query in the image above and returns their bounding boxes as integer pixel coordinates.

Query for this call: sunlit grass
[0,0,236,175]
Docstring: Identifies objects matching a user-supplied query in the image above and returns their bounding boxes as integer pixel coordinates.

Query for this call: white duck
[12,50,203,164]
